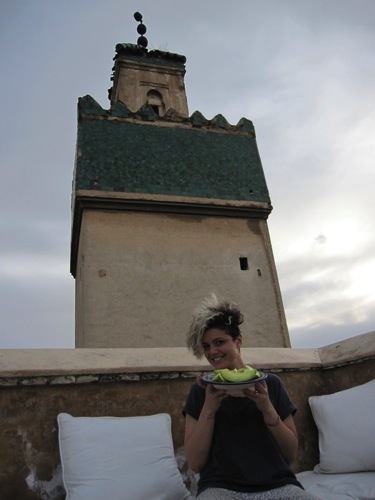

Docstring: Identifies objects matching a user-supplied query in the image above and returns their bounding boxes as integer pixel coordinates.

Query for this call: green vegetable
[212,365,260,383]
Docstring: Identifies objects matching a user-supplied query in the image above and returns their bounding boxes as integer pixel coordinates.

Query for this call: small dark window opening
[239,257,249,271]
[147,89,164,116]
[150,105,159,115]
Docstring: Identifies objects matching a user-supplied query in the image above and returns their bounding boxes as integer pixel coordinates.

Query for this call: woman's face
[202,328,245,370]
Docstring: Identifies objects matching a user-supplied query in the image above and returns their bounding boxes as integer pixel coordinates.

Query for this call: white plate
[201,371,268,394]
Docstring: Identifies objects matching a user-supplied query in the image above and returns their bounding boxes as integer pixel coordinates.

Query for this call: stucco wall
[75,210,289,348]
[0,332,374,500]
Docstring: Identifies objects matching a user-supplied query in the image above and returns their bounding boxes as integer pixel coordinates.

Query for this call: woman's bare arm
[263,412,298,463]
[184,413,215,472]
[243,381,298,464]
[184,383,227,472]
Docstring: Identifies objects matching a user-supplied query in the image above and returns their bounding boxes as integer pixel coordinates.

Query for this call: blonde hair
[186,293,243,359]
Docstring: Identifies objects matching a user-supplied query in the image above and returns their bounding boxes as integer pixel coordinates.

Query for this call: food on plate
[211,365,261,383]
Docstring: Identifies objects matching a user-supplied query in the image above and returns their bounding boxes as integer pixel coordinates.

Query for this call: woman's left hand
[242,380,271,410]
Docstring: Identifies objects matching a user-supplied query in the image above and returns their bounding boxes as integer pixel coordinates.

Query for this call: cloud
[0,261,74,348]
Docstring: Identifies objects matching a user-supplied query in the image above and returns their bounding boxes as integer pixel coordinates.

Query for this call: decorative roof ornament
[134,12,148,48]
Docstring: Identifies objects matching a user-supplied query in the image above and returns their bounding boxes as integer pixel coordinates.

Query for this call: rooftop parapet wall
[0,346,320,382]
[0,332,374,500]
[1,331,374,382]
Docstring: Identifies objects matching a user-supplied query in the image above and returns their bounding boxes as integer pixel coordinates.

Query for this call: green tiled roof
[74,97,271,204]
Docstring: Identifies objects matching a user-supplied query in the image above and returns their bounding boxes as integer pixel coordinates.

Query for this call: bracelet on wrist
[202,412,216,420]
[266,415,281,427]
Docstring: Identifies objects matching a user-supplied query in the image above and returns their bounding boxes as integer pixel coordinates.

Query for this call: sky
[1,0,374,349]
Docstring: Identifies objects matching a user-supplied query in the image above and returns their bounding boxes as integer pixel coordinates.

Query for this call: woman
[183,294,319,499]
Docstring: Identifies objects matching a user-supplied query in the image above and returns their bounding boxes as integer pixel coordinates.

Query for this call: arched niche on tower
[147,89,165,116]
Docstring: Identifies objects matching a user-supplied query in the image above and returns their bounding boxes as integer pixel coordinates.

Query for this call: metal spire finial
[134,12,148,48]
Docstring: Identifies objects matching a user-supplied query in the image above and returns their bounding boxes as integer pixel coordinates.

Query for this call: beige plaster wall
[75,210,289,348]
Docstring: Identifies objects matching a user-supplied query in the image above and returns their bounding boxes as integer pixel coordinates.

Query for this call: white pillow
[57,412,192,500]
[309,379,375,474]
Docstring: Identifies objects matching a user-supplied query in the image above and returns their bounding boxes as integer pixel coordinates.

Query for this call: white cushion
[57,412,192,500]
[297,470,375,499]
[308,379,375,473]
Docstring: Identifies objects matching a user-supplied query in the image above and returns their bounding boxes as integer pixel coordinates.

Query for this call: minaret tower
[70,14,290,349]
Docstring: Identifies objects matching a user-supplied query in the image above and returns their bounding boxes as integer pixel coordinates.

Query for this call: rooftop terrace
[0,331,374,499]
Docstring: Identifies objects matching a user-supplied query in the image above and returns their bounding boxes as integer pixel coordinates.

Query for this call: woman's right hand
[197,375,228,415]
